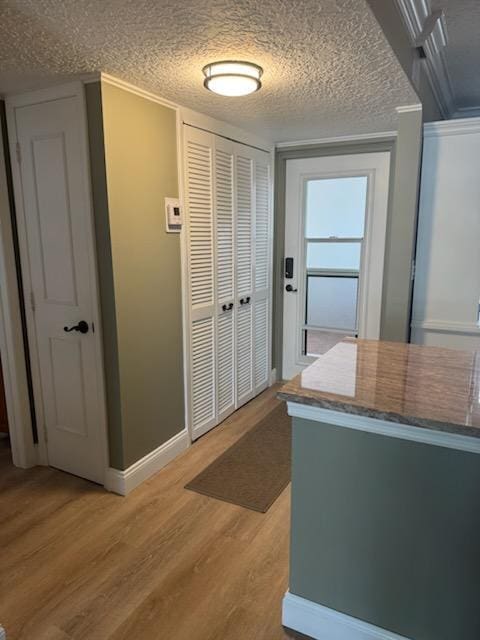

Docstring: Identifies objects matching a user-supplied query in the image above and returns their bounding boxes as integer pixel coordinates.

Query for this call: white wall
[411,118,480,350]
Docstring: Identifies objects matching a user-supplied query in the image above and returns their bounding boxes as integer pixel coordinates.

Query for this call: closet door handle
[64,320,89,334]
[222,303,234,312]
[240,297,251,306]
[228,302,234,310]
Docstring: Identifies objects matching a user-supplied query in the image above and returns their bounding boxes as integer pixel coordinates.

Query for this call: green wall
[290,417,480,639]
[86,82,184,470]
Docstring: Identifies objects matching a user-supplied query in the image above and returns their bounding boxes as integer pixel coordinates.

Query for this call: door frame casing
[5,82,110,482]
[0,108,36,467]
[274,135,397,380]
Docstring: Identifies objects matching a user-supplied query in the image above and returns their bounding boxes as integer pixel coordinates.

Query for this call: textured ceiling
[443,0,480,111]
[0,0,418,142]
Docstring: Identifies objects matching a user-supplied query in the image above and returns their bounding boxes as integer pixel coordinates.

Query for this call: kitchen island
[278,339,480,640]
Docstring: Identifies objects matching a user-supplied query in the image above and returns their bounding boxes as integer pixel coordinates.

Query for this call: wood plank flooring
[0,387,306,640]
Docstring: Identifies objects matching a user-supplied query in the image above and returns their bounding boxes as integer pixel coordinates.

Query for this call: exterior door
[8,85,106,483]
[282,153,390,380]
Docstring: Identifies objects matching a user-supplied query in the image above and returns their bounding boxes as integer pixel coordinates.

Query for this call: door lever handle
[285,284,298,293]
[64,320,89,334]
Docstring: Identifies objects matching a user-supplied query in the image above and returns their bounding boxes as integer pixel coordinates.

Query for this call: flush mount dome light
[202,60,263,96]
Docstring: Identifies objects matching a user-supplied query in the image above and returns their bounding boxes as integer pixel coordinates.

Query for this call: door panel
[254,295,269,391]
[185,127,216,438]
[254,159,270,393]
[235,153,253,298]
[217,310,235,419]
[235,149,254,406]
[236,302,253,404]
[214,137,235,421]
[13,91,104,483]
[191,316,216,433]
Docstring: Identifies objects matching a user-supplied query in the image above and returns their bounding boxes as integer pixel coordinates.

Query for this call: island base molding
[282,592,411,640]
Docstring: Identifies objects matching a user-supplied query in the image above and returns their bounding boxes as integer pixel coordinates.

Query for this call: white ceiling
[443,0,480,113]
[0,0,418,143]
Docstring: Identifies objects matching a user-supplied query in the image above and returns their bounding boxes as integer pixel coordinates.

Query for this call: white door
[9,85,106,483]
[253,154,271,394]
[184,126,217,440]
[282,153,390,380]
[235,147,254,407]
[214,136,236,422]
[184,124,272,438]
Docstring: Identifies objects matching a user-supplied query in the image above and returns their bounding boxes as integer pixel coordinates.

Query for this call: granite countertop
[278,339,480,438]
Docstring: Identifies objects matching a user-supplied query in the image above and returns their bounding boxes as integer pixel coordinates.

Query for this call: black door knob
[285,284,298,292]
[64,320,89,334]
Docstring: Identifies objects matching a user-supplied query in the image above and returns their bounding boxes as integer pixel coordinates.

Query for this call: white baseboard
[105,429,190,495]
[282,592,410,640]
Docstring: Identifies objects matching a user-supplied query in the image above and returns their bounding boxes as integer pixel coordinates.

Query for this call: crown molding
[275,130,397,149]
[93,72,179,110]
[424,116,480,137]
[453,106,480,119]
[394,0,456,118]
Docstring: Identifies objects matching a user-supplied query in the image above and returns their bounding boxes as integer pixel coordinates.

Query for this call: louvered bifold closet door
[235,145,255,408]
[253,153,271,394]
[214,136,236,421]
[184,126,217,439]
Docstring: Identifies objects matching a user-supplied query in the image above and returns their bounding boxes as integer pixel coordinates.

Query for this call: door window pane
[306,275,358,331]
[304,329,351,357]
[305,176,367,238]
[307,242,361,270]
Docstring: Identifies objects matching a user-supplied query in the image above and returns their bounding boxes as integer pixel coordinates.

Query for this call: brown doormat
[185,403,291,513]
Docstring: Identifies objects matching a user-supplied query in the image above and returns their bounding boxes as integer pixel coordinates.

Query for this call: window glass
[306,275,358,331]
[304,329,352,357]
[305,176,367,238]
[306,242,361,271]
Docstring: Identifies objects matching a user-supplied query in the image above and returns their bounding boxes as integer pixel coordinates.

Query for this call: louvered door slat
[236,304,253,401]
[187,140,214,309]
[216,148,234,302]
[236,155,253,297]
[191,317,215,428]
[217,312,235,416]
[255,163,270,291]
[254,297,269,389]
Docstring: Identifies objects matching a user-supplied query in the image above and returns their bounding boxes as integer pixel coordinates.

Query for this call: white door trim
[5,81,110,484]
[0,116,37,468]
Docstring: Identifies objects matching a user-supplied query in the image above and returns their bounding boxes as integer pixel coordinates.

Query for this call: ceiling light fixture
[202,60,263,97]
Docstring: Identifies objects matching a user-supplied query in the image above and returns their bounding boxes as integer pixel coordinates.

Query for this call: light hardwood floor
[0,386,306,640]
